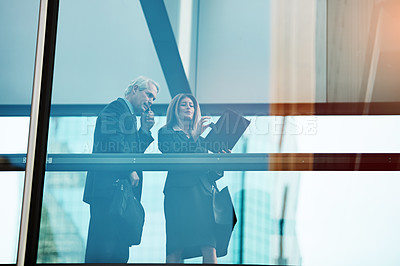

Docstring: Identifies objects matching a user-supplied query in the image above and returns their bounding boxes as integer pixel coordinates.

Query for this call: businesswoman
[158,93,221,263]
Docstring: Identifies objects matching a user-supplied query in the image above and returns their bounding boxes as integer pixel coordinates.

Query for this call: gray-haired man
[83,76,159,263]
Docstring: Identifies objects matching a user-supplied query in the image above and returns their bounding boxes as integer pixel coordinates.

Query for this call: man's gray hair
[124,76,160,96]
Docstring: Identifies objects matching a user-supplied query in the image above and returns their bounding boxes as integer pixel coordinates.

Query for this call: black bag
[109,179,145,246]
[212,185,237,257]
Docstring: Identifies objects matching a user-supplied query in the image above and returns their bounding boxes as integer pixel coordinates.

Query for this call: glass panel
[165,0,323,104]
[0,172,25,264]
[228,115,400,153]
[0,0,40,263]
[45,115,400,155]
[0,0,40,106]
[36,0,400,265]
[38,171,89,263]
[39,0,169,263]
[327,0,400,102]
[0,117,30,154]
[38,167,280,264]
[38,160,400,265]
[51,0,169,105]
[243,115,400,153]
[38,113,400,264]
[164,0,273,103]
[297,172,400,266]
[0,117,30,263]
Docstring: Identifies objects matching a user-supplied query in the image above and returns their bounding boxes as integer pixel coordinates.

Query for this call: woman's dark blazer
[158,126,221,193]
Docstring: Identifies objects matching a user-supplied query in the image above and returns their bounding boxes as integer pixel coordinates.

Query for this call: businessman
[83,76,159,263]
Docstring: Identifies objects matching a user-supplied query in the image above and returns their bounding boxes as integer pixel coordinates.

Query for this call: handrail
[2,153,400,171]
[3,102,400,116]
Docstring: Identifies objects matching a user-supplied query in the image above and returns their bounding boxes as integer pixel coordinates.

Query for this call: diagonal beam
[140,0,192,97]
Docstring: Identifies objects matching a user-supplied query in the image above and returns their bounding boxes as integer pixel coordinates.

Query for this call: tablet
[204,109,250,153]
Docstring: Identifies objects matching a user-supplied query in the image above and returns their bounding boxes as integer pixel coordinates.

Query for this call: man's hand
[140,109,155,132]
[129,171,140,187]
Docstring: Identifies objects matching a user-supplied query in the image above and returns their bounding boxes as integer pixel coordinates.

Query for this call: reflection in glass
[39,112,400,264]
[0,0,40,263]
[31,0,400,265]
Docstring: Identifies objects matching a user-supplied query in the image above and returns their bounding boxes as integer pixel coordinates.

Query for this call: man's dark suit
[83,98,153,263]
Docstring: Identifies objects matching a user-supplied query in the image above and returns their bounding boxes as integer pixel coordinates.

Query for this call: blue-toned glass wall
[195,0,271,103]
[50,0,170,105]
[0,0,40,263]
[4,113,400,264]
[37,0,173,260]
[39,114,400,264]
[40,115,283,264]
[0,1,40,105]
[37,0,279,262]
[164,2,280,261]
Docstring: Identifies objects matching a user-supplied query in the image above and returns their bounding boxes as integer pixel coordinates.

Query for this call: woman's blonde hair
[165,93,201,135]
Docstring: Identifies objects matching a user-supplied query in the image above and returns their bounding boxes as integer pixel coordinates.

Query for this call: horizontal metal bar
[2,153,400,171]
[0,156,25,171]
[3,102,400,117]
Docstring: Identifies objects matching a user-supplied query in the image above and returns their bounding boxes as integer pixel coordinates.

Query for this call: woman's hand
[193,116,211,140]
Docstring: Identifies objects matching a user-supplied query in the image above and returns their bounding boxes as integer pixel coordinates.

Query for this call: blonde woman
[158,93,223,263]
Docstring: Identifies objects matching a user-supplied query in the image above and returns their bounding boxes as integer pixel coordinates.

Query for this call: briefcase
[212,186,237,257]
[109,179,145,246]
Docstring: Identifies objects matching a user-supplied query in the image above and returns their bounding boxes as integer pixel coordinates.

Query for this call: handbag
[109,178,145,246]
[212,185,237,257]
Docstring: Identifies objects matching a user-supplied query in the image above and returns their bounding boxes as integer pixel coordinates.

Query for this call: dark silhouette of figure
[83,76,159,263]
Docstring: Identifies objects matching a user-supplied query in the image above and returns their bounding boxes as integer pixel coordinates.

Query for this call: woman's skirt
[164,181,216,259]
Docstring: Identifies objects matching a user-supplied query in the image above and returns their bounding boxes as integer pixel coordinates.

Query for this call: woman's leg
[166,250,183,263]
[201,246,217,264]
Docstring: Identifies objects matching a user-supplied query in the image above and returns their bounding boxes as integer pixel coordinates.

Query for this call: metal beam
[140,0,191,97]
[5,102,400,117]
[4,153,400,172]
